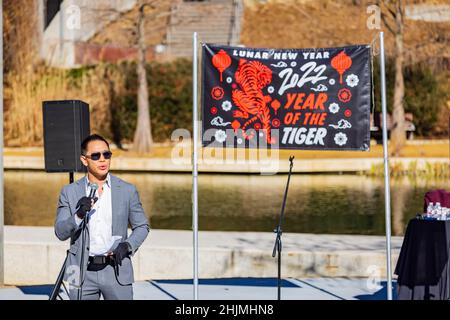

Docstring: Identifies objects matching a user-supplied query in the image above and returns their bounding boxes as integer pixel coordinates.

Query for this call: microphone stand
[77,214,89,300]
[272,156,294,301]
[77,185,96,300]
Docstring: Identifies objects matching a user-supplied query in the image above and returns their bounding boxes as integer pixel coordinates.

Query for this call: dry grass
[5,140,449,159]
[5,68,69,146]
[241,0,450,64]
[369,160,449,178]
[4,64,128,146]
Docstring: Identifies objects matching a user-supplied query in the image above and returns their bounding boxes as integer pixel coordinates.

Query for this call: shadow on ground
[18,284,52,297]
[354,281,398,300]
[155,277,299,287]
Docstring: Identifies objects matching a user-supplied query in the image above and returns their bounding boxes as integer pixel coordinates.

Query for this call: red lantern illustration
[271,99,281,115]
[231,120,241,131]
[212,49,232,82]
[331,51,352,84]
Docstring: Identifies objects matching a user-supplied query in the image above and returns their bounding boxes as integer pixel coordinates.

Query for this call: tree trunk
[390,0,406,156]
[133,3,153,153]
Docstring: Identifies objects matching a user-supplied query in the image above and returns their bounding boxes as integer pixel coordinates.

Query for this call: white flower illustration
[267,86,274,94]
[237,138,243,144]
[221,100,232,111]
[329,102,340,114]
[226,77,233,84]
[334,132,348,146]
[346,74,359,87]
[214,130,227,143]
[329,79,335,85]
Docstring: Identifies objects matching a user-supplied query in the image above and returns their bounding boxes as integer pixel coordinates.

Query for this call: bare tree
[82,0,174,153]
[133,0,153,154]
[378,0,406,156]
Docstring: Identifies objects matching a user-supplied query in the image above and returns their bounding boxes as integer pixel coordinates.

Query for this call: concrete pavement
[4,226,402,285]
[0,277,397,300]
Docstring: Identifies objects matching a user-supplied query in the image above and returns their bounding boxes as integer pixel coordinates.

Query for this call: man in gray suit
[54,134,149,300]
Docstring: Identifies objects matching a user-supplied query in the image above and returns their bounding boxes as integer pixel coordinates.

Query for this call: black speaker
[43,100,90,172]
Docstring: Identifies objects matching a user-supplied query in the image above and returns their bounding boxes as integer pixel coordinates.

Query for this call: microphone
[75,183,98,220]
[89,183,98,200]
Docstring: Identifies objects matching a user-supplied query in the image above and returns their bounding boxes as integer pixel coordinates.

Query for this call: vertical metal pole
[0,0,4,286]
[379,32,393,300]
[277,243,281,300]
[192,32,199,300]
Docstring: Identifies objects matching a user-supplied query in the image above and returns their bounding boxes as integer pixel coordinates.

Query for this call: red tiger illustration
[232,59,274,144]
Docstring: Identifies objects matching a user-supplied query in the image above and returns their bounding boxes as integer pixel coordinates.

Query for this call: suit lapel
[75,177,86,206]
[111,175,121,236]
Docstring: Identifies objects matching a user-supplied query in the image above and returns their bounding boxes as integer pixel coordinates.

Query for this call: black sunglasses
[83,151,112,161]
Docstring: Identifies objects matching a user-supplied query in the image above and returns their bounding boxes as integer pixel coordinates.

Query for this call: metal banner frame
[191,31,392,300]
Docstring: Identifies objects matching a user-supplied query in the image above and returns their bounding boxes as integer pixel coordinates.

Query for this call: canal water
[4,170,449,236]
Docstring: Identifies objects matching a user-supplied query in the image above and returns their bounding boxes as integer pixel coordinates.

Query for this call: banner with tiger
[201,43,372,151]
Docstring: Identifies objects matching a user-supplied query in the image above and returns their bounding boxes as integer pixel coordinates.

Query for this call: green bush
[403,67,446,137]
[372,58,446,137]
[148,58,193,142]
[110,59,193,144]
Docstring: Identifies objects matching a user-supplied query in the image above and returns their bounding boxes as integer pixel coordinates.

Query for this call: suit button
[87,247,90,251]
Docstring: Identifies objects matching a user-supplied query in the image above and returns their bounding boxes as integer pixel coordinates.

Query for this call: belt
[88,255,113,265]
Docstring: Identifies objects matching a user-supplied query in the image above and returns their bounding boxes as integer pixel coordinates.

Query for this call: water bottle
[444,207,449,221]
[439,206,446,221]
[427,202,434,217]
[436,202,442,218]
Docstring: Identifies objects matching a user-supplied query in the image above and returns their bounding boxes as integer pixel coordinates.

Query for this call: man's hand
[112,242,131,266]
[75,196,92,219]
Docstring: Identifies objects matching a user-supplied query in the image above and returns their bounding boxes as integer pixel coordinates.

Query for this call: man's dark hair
[81,134,110,155]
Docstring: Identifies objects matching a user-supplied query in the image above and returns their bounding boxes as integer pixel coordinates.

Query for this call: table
[395,219,450,300]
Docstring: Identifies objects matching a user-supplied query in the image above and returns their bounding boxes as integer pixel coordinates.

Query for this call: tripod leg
[49,254,68,300]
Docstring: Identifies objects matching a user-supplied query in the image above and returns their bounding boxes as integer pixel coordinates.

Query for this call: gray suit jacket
[54,174,150,286]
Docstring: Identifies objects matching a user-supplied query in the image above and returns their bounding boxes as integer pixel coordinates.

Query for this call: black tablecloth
[395,219,450,300]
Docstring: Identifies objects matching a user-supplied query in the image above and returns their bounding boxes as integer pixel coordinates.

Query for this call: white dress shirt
[75,174,120,256]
